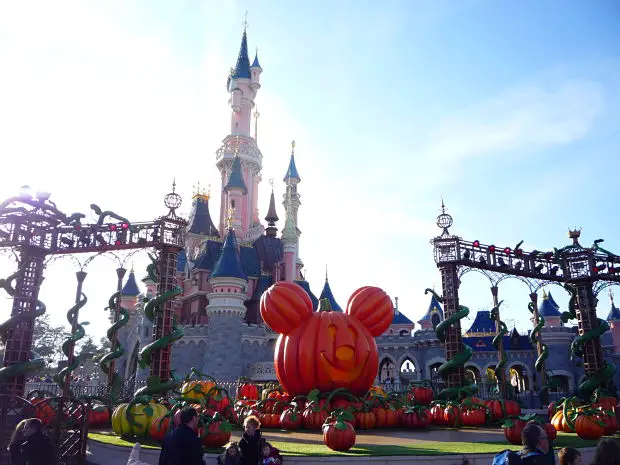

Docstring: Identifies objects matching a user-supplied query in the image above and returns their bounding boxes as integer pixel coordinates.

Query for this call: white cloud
[420,78,604,164]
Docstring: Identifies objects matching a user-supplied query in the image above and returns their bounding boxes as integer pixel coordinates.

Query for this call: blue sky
[0,0,619,343]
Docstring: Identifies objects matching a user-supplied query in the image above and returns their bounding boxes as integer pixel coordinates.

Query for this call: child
[217,442,242,465]
[239,416,263,465]
[262,442,282,465]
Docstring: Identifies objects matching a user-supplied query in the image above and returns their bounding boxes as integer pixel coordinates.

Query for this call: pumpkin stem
[318,298,333,312]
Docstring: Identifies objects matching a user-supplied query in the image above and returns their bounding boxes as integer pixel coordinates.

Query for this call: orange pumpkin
[260,283,392,396]
[180,380,216,401]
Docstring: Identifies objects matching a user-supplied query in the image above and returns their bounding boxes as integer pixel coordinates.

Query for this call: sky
[0,0,619,346]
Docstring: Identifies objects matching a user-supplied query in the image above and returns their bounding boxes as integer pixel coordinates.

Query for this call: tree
[76,337,99,362]
[32,313,71,366]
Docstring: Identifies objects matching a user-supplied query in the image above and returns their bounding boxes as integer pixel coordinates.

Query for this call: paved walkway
[228,427,505,446]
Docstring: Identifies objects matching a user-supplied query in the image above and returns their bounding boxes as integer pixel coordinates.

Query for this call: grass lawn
[88,430,600,457]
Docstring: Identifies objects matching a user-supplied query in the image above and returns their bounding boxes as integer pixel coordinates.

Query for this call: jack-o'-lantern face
[260,282,394,396]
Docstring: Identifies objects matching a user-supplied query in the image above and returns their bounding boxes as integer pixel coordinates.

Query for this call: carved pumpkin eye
[328,324,337,340]
[348,326,357,341]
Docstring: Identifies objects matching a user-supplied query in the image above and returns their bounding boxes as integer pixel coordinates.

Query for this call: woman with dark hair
[592,438,620,465]
[557,448,581,465]
[8,418,53,465]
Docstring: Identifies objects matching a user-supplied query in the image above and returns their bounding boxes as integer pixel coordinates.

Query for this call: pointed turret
[188,192,219,237]
[417,294,443,330]
[283,150,300,183]
[121,270,140,296]
[539,290,562,317]
[251,50,261,70]
[210,227,247,280]
[265,188,279,237]
[232,29,251,79]
[318,270,342,311]
[224,156,248,194]
[607,297,620,321]
[465,311,495,336]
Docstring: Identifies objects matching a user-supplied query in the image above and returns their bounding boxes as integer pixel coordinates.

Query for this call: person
[261,442,282,465]
[158,407,205,465]
[519,423,551,465]
[13,418,54,465]
[7,419,28,465]
[217,442,242,465]
[127,443,151,465]
[239,415,264,465]
[557,448,581,465]
[591,438,620,465]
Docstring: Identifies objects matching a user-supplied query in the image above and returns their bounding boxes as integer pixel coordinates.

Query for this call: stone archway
[465,363,483,385]
[507,362,531,393]
[426,357,446,382]
[378,355,397,383]
[124,342,140,380]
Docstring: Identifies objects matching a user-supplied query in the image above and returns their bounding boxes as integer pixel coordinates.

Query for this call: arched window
[431,313,440,329]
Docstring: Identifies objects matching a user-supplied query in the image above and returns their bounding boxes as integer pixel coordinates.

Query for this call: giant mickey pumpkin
[260,282,393,396]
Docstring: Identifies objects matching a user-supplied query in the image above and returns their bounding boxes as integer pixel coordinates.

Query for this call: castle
[111,28,620,406]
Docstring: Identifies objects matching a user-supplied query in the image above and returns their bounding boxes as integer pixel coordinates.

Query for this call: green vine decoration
[135,254,184,397]
[0,267,46,382]
[425,288,477,400]
[527,301,558,396]
[559,283,615,397]
[99,291,129,403]
[53,292,89,398]
[490,301,507,379]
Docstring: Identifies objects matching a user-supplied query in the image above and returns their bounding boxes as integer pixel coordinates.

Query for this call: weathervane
[291,140,296,155]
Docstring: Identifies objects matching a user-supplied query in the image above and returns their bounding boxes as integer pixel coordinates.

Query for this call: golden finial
[291,140,296,155]
[192,181,211,200]
[568,228,581,239]
[226,207,235,230]
[542,288,548,299]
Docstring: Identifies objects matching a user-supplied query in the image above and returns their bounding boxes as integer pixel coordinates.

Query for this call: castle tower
[120,269,141,310]
[418,294,443,331]
[319,269,342,311]
[217,28,263,241]
[186,186,219,260]
[281,186,298,282]
[607,293,620,353]
[283,141,302,273]
[539,290,562,327]
[264,184,279,237]
[384,297,414,336]
[204,219,248,379]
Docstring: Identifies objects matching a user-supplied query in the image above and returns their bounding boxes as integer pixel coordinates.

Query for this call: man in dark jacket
[159,407,205,465]
[19,418,54,465]
[518,423,554,465]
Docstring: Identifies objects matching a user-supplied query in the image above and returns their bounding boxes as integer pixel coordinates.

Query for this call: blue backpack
[492,450,543,465]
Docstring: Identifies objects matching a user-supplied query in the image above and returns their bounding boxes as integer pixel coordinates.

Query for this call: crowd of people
[126,407,282,465]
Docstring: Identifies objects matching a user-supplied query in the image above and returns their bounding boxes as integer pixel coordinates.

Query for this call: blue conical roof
[607,300,620,321]
[251,51,261,69]
[417,294,443,324]
[318,278,342,311]
[225,156,248,194]
[188,195,219,237]
[121,271,140,296]
[232,30,251,79]
[539,291,562,317]
[392,308,413,325]
[210,228,248,280]
[465,310,495,335]
[283,154,300,182]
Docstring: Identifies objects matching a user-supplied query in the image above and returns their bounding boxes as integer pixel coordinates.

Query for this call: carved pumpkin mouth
[320,349,369,382]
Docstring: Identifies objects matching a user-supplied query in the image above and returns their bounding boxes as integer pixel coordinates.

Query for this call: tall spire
[265,179,279,237]
[232,28,251,79]
[283,141,301,182]
[251,47,261,69]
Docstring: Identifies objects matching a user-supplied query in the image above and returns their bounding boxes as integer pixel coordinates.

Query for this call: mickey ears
[260,282,313,334]
[346,286,393,336]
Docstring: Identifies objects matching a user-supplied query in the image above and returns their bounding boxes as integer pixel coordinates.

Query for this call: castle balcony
[248,361,277,381]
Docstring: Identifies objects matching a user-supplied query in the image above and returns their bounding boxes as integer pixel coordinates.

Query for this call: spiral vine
[53,292,88,398]
[0,268,46,382]
[527,301,557,395]
[99,291,129,403]
[135,254,184,397]
[490,300,509,389]
[425,288,477,400]
[560,283,615,396]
